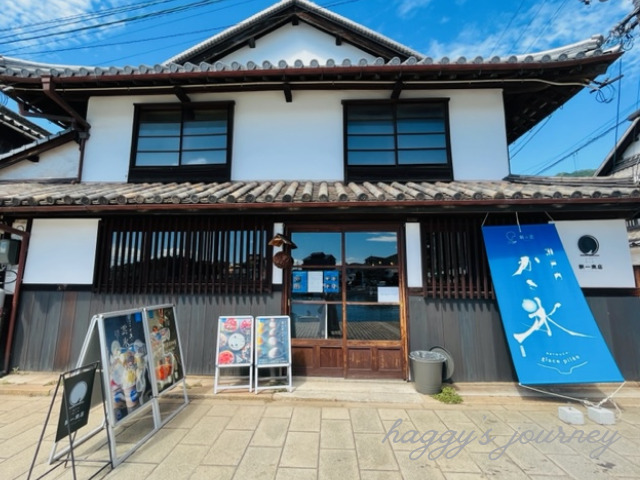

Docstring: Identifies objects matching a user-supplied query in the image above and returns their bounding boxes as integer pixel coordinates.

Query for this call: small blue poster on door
[482,223,623,385]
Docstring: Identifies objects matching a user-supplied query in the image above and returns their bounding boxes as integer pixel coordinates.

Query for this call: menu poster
[102,311,153,424]
[145,305,184,395]
[216,316,253,366]
[255,316,291,366]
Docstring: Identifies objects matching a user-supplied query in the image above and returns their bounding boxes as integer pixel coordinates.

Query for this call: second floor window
[129,102,233,182]
[344,100,452,182]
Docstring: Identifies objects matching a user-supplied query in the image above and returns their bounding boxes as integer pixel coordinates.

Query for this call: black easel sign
[55,364,97,442]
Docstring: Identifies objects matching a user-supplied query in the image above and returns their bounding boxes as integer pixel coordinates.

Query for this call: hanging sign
[554,219,635,288]
[482,223,624,385]
[144,305,185,395]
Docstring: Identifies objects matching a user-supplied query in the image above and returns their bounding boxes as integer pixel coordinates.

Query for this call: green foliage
[554,169,596,177]
[432,386,463,404]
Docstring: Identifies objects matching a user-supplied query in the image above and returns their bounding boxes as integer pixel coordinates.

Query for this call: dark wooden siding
[11,289,281,375]
[10,289,640,381]
[408,294,640,382]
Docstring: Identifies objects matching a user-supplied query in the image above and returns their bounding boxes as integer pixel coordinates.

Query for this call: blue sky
[1,0,639,176]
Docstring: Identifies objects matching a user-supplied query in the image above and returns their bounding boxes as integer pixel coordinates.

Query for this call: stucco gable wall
[0,141,79,180]
[219,22,378,65]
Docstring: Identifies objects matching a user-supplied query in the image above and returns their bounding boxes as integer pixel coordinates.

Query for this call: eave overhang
[0,177,637,216]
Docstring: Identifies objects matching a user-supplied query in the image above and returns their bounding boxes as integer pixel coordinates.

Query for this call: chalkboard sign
[216,316,254,366]
[100,310,153,425]
[144,305,185,395]
[255,316,291,366]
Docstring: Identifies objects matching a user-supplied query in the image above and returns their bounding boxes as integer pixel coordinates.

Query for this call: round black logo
[577,235,599,255]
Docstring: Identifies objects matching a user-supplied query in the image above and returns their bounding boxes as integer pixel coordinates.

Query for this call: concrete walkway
[1,373,639,479]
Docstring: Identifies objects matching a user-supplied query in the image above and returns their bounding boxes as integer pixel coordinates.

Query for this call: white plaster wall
[0,141,79,180]
[222,22,377,65]
[231,90,344,180]
[83,95,173,182]
[80,88,510,183]
[23,218,100,284]
[448,90,510,180]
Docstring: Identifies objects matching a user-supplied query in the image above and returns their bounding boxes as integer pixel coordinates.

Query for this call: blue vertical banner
[482,224,623,385]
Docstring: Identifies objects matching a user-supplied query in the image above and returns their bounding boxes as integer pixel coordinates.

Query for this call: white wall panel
[222,22,377,65]
[23,219,100,284]
[0,141,79,180]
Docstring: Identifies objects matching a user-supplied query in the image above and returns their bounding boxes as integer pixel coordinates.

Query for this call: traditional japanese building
[0,0,638,381]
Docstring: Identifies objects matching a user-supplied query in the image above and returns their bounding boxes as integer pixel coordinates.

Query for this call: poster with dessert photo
[216,316,253,367]
[101,310,153,425]
[255,316,291,366]
[144,305,185,395]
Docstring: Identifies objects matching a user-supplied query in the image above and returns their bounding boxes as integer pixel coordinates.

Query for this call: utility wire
[524,0,569,53]
[0,0,225,47]
[489,0,526,57]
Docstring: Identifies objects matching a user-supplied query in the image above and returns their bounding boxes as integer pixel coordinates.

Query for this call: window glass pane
[291,233,342,266]
[347,120,394,135]
[135,152,179,166]
[183,117,227,135]
[348,151,395,166]
[138,122,181,136]
[347,135,395,150]
[181,150,227,165]
[398,149,448,165]
[397,103,444,119]
[346,305,400,340]
[397,118,444,134]
[346,268,399,301]
[182,135,227,150]
[137,137,180,151]
[345,232,397,266]
[291,302,342,339]
[398,134,446,149]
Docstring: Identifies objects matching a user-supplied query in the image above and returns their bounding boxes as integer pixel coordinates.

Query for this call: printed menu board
[255,316,291,366]
[102,310,153,424]
[144,305,185,395]
[216,316,253,366]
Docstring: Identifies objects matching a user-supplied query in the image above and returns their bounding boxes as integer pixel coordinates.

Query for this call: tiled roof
[0,35,614,80]
[0,177,638,211]
[0,105,49,140]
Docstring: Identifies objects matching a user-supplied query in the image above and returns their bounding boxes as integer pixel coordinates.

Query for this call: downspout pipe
[0,224,29,378]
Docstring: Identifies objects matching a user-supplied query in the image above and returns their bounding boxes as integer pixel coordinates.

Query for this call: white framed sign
[554,219,635,288]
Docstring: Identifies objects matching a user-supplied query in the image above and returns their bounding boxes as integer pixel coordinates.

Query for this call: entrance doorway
[286,225,406,378]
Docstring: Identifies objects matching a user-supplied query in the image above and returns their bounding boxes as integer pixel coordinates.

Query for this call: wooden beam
[391,80,403,100]
[41,77,90,131]
[173,86,191,103]
[283,82,292,103]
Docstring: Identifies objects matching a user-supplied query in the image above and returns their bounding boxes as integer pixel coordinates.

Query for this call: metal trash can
[409,351,446,394]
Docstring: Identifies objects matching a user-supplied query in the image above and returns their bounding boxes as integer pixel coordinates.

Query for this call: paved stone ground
[1,374,639,479]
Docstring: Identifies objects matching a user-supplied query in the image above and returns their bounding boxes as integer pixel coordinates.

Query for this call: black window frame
[343,99,453,182]
[129,101,234,183]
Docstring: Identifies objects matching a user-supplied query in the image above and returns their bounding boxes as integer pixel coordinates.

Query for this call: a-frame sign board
[254,316,293,393]
[214,316,254,393]
[48,305,189,469]
[28,362,111,480]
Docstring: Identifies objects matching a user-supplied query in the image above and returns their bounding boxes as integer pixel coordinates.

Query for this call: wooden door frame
[282,222,409,379]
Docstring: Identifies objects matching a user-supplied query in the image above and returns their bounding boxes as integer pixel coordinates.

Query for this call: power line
[489,1,526,57]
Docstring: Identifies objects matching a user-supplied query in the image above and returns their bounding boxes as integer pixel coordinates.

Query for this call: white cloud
[0,0,129,58]
[367,235,397,243]
[396,0,433,18]
[424,1,633,59]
